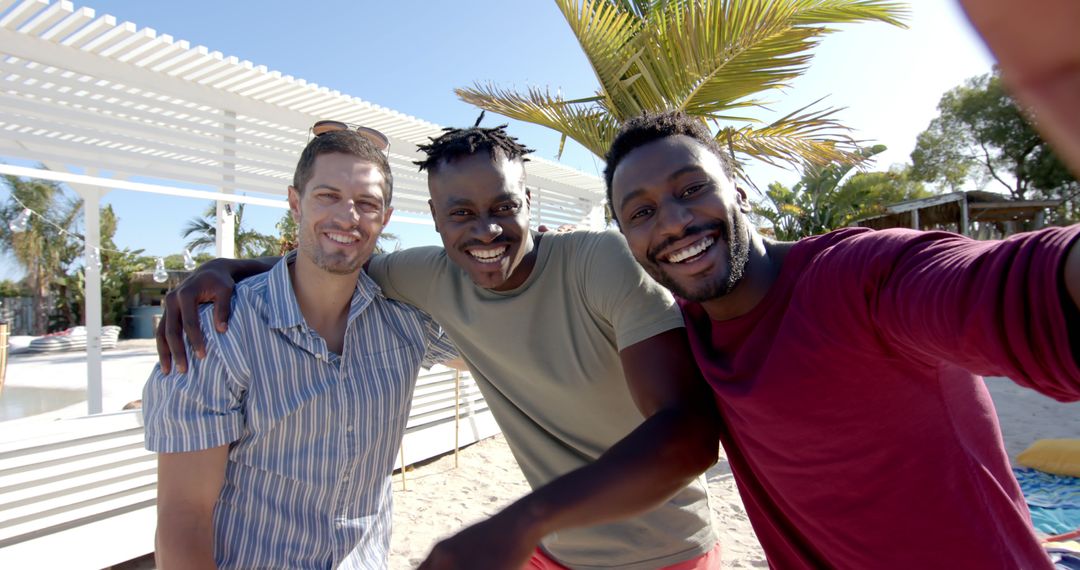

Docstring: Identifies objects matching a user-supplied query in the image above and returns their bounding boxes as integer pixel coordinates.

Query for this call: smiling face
[427,152,536,291]
[611,135,751,302]
[289,152,392,276]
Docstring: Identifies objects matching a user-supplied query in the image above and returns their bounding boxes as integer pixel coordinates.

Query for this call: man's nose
[473,221,503,242]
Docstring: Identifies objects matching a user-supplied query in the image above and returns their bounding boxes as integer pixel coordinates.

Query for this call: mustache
[647,220,729,263]
[459,237,514,250]
[315,223,363,235]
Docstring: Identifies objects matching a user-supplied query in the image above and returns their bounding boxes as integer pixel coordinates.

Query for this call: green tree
[911,69,1078,221]
[182,202,278,258]
[753,146,930,239]
[457,0,906,173]
[1,175,83,334]
[0,279,27,298]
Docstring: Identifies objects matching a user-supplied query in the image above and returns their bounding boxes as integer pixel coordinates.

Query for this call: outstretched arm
[156,257,277,373]
[418,327,721,569]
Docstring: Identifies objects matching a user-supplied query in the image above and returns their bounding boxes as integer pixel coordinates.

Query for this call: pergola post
[215,200,235,258]
[217,110,238,258]
[81,187,103,415]
[910,208,920,230]
[960,196,970,236]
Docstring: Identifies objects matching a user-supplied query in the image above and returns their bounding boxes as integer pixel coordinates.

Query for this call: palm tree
[182,202,277,259]
[1,175,83,334]
[457,0,907,172]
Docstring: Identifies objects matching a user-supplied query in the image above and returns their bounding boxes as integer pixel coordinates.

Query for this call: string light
[8,207,30,233]
[153,257,169,283]
[86,247,102,272]
[5,191,212,276]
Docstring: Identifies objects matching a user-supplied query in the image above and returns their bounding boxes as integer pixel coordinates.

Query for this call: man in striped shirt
[142,129,456,569]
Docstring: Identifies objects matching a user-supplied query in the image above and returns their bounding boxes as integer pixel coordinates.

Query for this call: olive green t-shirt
[368,230,716,569]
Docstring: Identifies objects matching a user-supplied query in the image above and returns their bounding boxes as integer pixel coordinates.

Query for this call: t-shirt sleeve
[852,226,1080,402]
[581,231,685,350]
[366,248,442,308]
[142,307,245,452]
[419,314,458,368]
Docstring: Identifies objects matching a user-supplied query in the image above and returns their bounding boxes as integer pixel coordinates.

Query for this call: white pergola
[0,0,607,414]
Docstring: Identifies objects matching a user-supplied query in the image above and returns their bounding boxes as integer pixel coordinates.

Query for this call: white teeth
[326,233,358,244]
[469,246,508,263]
[666,236,715,263]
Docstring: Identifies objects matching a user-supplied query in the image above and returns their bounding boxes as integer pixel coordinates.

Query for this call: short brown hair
[292,130,394,206]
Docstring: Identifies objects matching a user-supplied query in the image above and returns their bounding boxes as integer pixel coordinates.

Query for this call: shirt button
[315,353,325,360]
[342,475,349,482]
[346,426,353,432]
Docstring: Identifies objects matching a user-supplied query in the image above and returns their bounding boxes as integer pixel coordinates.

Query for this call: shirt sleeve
[852,226,1080,402]
[366,248,443,309]
[581,231,685,351]
[142,309,245,452]
[419,314,458,368]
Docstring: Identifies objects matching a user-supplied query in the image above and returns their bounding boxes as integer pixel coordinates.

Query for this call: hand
[156,260,237,374]
[418,513,539,570]
[537,224,578,234]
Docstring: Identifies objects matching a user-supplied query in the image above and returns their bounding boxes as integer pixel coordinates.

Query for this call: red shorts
[523,542,721,569]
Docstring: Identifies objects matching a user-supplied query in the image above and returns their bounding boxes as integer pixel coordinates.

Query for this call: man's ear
[525,187,531,211]
[382,205,394,228]
[288,186,301,220]
[735,186,752,214]
[428,199,440,233]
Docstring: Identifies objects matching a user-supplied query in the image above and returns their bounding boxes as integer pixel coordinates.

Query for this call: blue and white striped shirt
[143,252,456,569]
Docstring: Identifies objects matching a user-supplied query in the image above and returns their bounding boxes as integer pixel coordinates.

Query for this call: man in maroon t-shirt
[605,111,1080,569]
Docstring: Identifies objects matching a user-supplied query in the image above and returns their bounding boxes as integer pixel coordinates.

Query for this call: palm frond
[554,0,647,115]
[722,101,863,169]
[787,0,909,27]
[456,83,621,157]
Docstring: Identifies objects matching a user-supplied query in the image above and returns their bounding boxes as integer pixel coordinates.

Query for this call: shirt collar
[266,251,383,330]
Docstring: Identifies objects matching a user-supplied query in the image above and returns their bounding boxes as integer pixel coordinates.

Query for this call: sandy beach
[2,343,1078,569]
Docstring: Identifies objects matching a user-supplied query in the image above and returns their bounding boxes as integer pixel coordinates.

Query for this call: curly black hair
[414,112,534,173]
[604,111,736,218]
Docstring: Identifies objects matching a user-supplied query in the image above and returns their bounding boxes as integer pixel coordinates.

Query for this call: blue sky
[1,0,995,280]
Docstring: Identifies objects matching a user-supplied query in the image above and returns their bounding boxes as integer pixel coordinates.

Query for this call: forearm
[499,407,720,542]
[206,256,278,281]
[155,510,217,570]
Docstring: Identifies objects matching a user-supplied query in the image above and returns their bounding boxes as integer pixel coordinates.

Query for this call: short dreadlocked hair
[414,118,534,177]
[604,111,737,219]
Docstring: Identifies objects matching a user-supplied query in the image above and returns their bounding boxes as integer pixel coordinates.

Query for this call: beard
[645,213,751,303]
[298,223,370,276]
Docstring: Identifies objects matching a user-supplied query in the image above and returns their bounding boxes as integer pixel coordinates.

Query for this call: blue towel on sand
[1014,468,1080,535]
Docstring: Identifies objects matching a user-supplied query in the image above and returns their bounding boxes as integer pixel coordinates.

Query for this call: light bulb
[8,208,31,233]
[153,257,168,283]
[87,247,102,272]
[183,248,196,271]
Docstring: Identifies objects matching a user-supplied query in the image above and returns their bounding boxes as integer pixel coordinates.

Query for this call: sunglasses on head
[310,120,390,156]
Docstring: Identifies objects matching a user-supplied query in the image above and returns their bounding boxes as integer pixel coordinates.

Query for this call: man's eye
[450,209,470,217]
[681,184,704,198]
[629,207,654,220]
[494,204,518,215]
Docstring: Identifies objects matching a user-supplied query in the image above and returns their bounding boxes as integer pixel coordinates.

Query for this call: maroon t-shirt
[680,226,1080,569]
